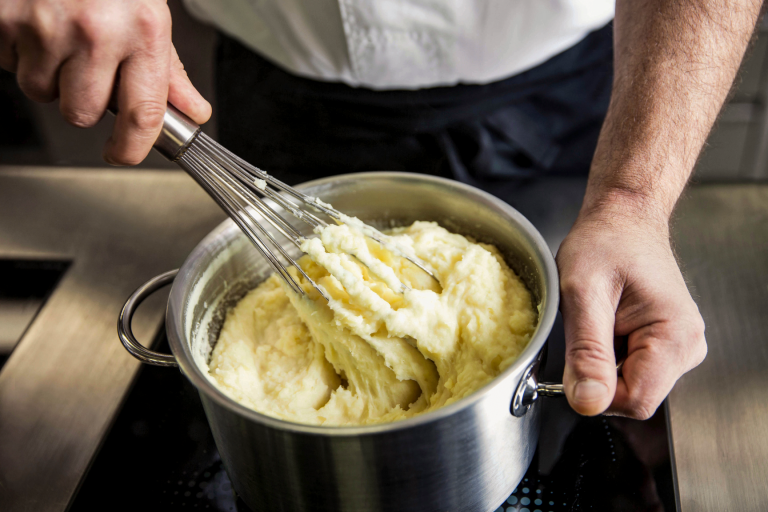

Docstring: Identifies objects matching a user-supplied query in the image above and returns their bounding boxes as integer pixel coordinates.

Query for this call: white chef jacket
[184,0,614,90]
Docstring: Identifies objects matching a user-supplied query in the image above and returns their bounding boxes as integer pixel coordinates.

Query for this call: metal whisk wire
[178,134,328,299]
[154,105,437,300]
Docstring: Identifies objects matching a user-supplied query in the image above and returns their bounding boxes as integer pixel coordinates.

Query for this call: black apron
[215,23,613,194]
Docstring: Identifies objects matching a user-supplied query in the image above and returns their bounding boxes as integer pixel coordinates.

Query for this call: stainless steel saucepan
[117,172,563,512]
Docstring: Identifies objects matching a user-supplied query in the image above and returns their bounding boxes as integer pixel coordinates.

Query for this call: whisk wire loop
[181,150,307,296]
[174,127,436,300]
[181,143,328,299]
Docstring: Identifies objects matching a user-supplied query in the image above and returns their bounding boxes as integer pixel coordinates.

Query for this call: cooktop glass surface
[71,317,677,512]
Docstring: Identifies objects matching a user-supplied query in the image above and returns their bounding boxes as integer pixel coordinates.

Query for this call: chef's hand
[0,0,211,165]
[556,208,707,419]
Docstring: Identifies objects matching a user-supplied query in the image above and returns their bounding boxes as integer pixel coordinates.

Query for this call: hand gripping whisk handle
[153,104,202,161]
[107,102,201,161]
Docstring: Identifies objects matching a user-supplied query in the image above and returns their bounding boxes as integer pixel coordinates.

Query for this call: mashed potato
[208,221,537,426]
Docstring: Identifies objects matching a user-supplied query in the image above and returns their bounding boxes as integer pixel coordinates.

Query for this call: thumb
[560,278,618,415]
[167,44,212,125]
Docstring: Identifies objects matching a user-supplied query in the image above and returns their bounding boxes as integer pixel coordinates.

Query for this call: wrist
[578,185,672,235]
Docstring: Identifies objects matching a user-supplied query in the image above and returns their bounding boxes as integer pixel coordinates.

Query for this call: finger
[104,17,171,165]
[0,21,19,72]
[561,275,620,416]
[105,52,169,165]
[58,51,119,128]
[14,31,64,102]
[167,45,211,124]
[608,318,706,419]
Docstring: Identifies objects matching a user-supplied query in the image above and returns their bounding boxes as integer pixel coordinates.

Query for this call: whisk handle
[154,104,202,161]
[107,101,201,161]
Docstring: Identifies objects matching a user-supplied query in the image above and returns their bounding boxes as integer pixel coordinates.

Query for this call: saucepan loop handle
[512,356,627,417]
[117,270,179,367]
[511,362,564,417]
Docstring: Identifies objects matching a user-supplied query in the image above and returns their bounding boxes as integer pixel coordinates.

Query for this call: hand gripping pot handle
[512,354,628,417]
[118,270,179,367]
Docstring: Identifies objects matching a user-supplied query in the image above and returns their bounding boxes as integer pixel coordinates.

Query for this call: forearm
[583,0,763,225]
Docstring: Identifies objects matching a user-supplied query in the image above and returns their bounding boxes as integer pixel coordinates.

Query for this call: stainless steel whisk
[152,105,436,299]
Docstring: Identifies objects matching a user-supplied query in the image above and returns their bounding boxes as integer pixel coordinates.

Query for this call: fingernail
[103,154,126,167]
[103,154,119,166]
[574,379,609,404]
[103,140,116,166]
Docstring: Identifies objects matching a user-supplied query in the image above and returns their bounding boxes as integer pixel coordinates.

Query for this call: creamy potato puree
[208,221,537,426]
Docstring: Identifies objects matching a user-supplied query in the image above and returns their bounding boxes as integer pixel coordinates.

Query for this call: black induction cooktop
[71,315,677,512]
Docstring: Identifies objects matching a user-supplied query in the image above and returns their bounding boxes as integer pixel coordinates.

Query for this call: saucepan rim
[165,172,559,436]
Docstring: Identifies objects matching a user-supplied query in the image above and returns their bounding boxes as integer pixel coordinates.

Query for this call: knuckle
[566,337,615,372]
[628,403,656,421]
[172,55,187,74]
[17,74,54,102]
[694,314,706,336]
[690,329,708,368]
[28,4,57,43]
[126,102,166,133]
[568,337,611,358]
[560,273,615,311]
[559,275,581,298]
[73,11,109,46]
[134,3,170,40]
[630,395,659,420]
[61,105,102,128]
[679,309,707,368]
[611,396,659,420]
[638,336,668,360]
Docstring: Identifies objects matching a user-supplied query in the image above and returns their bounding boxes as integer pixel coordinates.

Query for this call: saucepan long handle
[117,269,179,367]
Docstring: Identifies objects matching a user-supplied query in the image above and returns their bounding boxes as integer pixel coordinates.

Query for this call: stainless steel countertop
[668,184,768,512]
[0,167,765,511]
[0,167,225,512]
